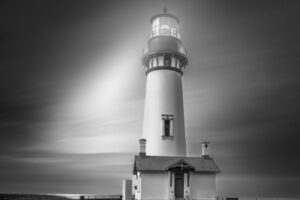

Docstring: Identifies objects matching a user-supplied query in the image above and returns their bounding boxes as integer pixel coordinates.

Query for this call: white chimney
[139,139,146,156]
[201,142,210,158]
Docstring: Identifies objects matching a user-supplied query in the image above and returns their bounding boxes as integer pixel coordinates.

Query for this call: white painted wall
[189,173,216,200]
[132,173,142,200]
[184,173,190,198]
[141,173,169,200]
[142,69,186,156]
[169,172,175,200]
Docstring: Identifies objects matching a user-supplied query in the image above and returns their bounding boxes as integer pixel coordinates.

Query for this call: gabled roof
[133,155,220,174]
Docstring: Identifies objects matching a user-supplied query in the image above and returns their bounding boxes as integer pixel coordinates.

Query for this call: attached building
[133,155,220,200]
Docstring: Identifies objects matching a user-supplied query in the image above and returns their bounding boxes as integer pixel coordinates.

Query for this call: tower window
[176,59,180,69]
[152,18,160,37]
[171,57,176,67]
[161,24,170,29]
[162,114,174,139]
[153,57,158,67]
[164,120,170,136]
[171,28,177,38]
[149,58,153,68]
[158,56,164,66]
[164,56,171,66]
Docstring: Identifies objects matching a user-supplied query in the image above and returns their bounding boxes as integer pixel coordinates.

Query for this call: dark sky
[0,0,300,198]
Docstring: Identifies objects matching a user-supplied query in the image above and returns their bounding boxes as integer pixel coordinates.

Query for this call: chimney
[201,142,210,158]
[139,139,147,156]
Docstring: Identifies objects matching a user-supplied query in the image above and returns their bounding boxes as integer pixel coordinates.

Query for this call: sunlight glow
[74,50,138,116]
[44,42,143,154]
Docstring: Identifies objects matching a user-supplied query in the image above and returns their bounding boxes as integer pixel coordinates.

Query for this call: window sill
[162,136,174,140]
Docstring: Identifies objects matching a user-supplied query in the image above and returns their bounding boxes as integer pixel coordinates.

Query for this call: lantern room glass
[151,17,180,39]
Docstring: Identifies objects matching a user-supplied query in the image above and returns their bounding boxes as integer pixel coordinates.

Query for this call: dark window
[164,119,170,136]
[162,114,174,138]
[164,56,171,66]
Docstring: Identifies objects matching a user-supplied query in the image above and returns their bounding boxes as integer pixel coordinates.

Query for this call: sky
[0,0,300,198]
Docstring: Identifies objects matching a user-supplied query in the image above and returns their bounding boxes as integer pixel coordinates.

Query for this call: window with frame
[162,114,174,139]
[164,56,171,66]
[153,57,158,67]
[149,58,153,68]
[176,59,180,69]
[164,119,170,136]
[152,18,160,37]
[171,56,176,67]
[158,56,164,66]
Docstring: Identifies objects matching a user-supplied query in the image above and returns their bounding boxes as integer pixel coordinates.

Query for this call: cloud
[0,150,133,194]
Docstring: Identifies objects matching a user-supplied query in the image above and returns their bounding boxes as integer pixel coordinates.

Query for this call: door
[175,172,184,198]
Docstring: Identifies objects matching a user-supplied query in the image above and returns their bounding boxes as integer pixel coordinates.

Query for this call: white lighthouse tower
[131,9,220,200]
[142,8,188,156]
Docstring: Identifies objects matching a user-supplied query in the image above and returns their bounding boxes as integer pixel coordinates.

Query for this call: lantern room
[142,8,187,75]
[150,8,180,39]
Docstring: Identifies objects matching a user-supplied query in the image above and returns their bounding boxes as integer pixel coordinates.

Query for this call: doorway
[174,171,184,198]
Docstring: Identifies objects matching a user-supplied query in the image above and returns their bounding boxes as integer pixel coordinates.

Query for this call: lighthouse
[131,9,220,200]
[142,8,187,156]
